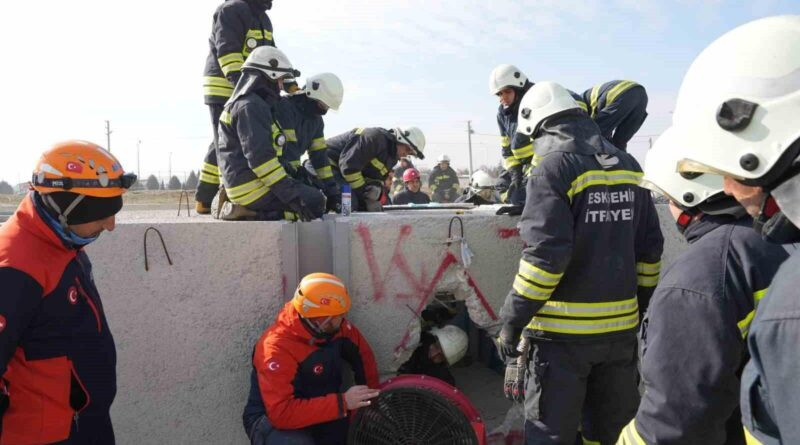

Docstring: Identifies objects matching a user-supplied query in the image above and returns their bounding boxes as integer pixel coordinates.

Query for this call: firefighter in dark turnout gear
[197,0,277,213]
[326,126,425,212]
[671,16,800,445]
[215,46,325,221]
[273,73,344,213]
[243,273,379,445]
[428,154,460,203]
[489,65,588,206]
[0,141,136,444]
[582,80,648,151]
[617,129,790,445]
[496,82,663,445]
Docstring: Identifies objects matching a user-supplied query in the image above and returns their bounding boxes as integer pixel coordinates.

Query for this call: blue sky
[1,1,797,185]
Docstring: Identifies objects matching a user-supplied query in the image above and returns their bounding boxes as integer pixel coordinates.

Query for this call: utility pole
[137,139,142,179]
[168,152,173,180]
[467,120,475,177]
[105,120,112,152]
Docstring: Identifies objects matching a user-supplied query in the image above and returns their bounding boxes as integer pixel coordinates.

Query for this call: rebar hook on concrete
[177,190,191,217]
[446,216,465,246]
[143,227,173,271]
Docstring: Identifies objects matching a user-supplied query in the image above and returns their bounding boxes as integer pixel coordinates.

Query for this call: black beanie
[42,192,123,225]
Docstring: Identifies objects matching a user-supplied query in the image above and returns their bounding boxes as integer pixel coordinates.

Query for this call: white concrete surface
[81,204,683,444]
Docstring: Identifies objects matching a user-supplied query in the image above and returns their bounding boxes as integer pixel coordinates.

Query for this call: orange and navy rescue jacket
[243,302,379,443]
[0,195,116,444]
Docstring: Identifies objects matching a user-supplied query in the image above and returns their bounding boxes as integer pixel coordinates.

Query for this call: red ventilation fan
[348,374,486,445]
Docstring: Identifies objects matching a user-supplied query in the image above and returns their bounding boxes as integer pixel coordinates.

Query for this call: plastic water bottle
[341,185,352,216]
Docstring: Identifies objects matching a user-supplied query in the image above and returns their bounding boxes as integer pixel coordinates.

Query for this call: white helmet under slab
[430,325,468,366]
[517,81,581,136]
[437,154,451,163]
[470,170,494,189]
[242,46,299,81]
[302,72,344,111]
[640,128,726,209]
[489,64,528,95]
[673,15,800,185]
[393,127,426,159]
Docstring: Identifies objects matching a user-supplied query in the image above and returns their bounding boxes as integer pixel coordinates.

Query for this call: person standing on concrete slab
[664,15,800,444]
[0,141,136,444]
[392,168,430,205]
[243,273,380,445]
[496,82,663,445]
[214,46,326,221]
[326,126,425,212]
[617,129,789,445]
[582,80,648,152]
[273,73,345,214]
[428,154,460,203]
[196,0,279,214]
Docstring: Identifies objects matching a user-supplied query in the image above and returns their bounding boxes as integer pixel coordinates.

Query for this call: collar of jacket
[683,213,745,244]
[532,114,608,158]
[8,193,75,253]
[272,301,345,345]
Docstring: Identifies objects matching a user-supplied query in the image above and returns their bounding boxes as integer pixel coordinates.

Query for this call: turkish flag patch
[0,315,6,333]
[68,287,79,305]
[66,162,83,173]
[313,364,324,375]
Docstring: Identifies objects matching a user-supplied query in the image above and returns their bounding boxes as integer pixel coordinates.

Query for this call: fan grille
[348,386,479,445]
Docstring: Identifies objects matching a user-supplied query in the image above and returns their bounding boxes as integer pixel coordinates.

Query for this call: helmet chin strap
[43,194,85,233]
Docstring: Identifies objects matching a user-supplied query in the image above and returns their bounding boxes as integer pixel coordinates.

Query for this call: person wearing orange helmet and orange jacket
[392,168,430,205]
[243,273,380,445]
[0,141,135,444]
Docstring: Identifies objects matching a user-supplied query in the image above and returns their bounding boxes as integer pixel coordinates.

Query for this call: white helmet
[242,46,299,81]
[437,154,450,163]
[470,170,494,189]
[393,127,426,159]
[430,325,468,366]
[489,64,528,95]
[640,128,726,208]
[517,81,581,136]
[674,15,800,185]
[302,72,344,111]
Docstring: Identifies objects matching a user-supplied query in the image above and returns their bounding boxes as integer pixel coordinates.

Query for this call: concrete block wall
[84,205,684,444]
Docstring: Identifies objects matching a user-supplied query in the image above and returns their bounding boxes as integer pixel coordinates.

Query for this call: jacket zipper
[75,278,102,333]
[70,364,91,432]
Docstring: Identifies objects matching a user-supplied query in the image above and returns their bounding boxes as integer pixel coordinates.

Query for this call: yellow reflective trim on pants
[512,143,534,160]
[754,288,768,305]
[220,110,232,125]
[227,178,263,199]
[744,426,764,445]
[589,85,601,118]
[513,275,554,301]
[354,128,365,135]
[504,156,521,169]
[636,261,661,275]
[202,162,220,175]
[606,81,638,107]
[199,172,220,184]
[344,172,365,188]
[518,259,563,287]
[231,183,270,206]
[252,158,282,178]
[501,135,511,148]
[582,436,601,445]
[261,167,287,187]
[317,166,333,180]
[637,275,659,287]
[284,212,298,221]
[310,138,326,151]
[370,158,388,176]
[538,297,638,318]
[567,170,643,202]
[283,129,297,142]
[528,312,639,335]
[616,420,647,445]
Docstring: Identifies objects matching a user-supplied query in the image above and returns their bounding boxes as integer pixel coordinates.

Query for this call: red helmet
[402,168,421,183]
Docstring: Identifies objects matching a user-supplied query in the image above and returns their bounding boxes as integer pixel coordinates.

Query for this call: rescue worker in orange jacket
[0,141,135,444]
[243,273,380,445]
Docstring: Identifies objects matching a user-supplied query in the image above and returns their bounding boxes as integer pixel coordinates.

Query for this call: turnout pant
[593,86,648,151]
[244,183,326,221]
[196,103,225,204]
[523,336,639,445]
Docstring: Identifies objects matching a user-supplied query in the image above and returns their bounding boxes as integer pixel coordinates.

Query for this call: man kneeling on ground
[243,273,380,445]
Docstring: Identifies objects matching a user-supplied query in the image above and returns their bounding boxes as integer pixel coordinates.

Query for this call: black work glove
[495,323,522,363]
[326,192,342,213]
[496,205,523,216]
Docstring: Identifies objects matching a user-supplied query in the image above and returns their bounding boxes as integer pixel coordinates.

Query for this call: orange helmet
[292,273,351,318]
[32,140,136,198]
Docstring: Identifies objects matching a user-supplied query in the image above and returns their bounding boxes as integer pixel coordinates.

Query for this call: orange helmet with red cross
[292,273,351,318]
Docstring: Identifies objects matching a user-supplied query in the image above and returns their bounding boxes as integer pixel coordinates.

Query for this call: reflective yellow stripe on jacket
[738,288,769,338]
[317,165,334,180]
[744,426,765,445]
[242,29,274,57]
[513,259,563,301]
[227,178,270,206]
[344,172,366,189]
[512,142,534,160]
[370,159,389,177]
[203,76,234,98]
[636,261,661,288]
[589,81,638,118]
[500,135,511,148]
[504,155,521,169]
[310,137,326,152]
[528,297,639,335]
[617,420,647,445]
[218,53,245,77]
[566,170,643,202]
[199,162,221,185]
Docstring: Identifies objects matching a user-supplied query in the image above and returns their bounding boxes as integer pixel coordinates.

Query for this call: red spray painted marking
[466,273,498,321]
[356,223,417,302]
[497,228,520,239]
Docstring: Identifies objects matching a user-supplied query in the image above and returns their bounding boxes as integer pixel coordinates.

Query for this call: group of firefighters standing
[0,1,798,444]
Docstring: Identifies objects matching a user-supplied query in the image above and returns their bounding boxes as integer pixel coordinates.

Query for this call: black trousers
[594,86,649,151]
